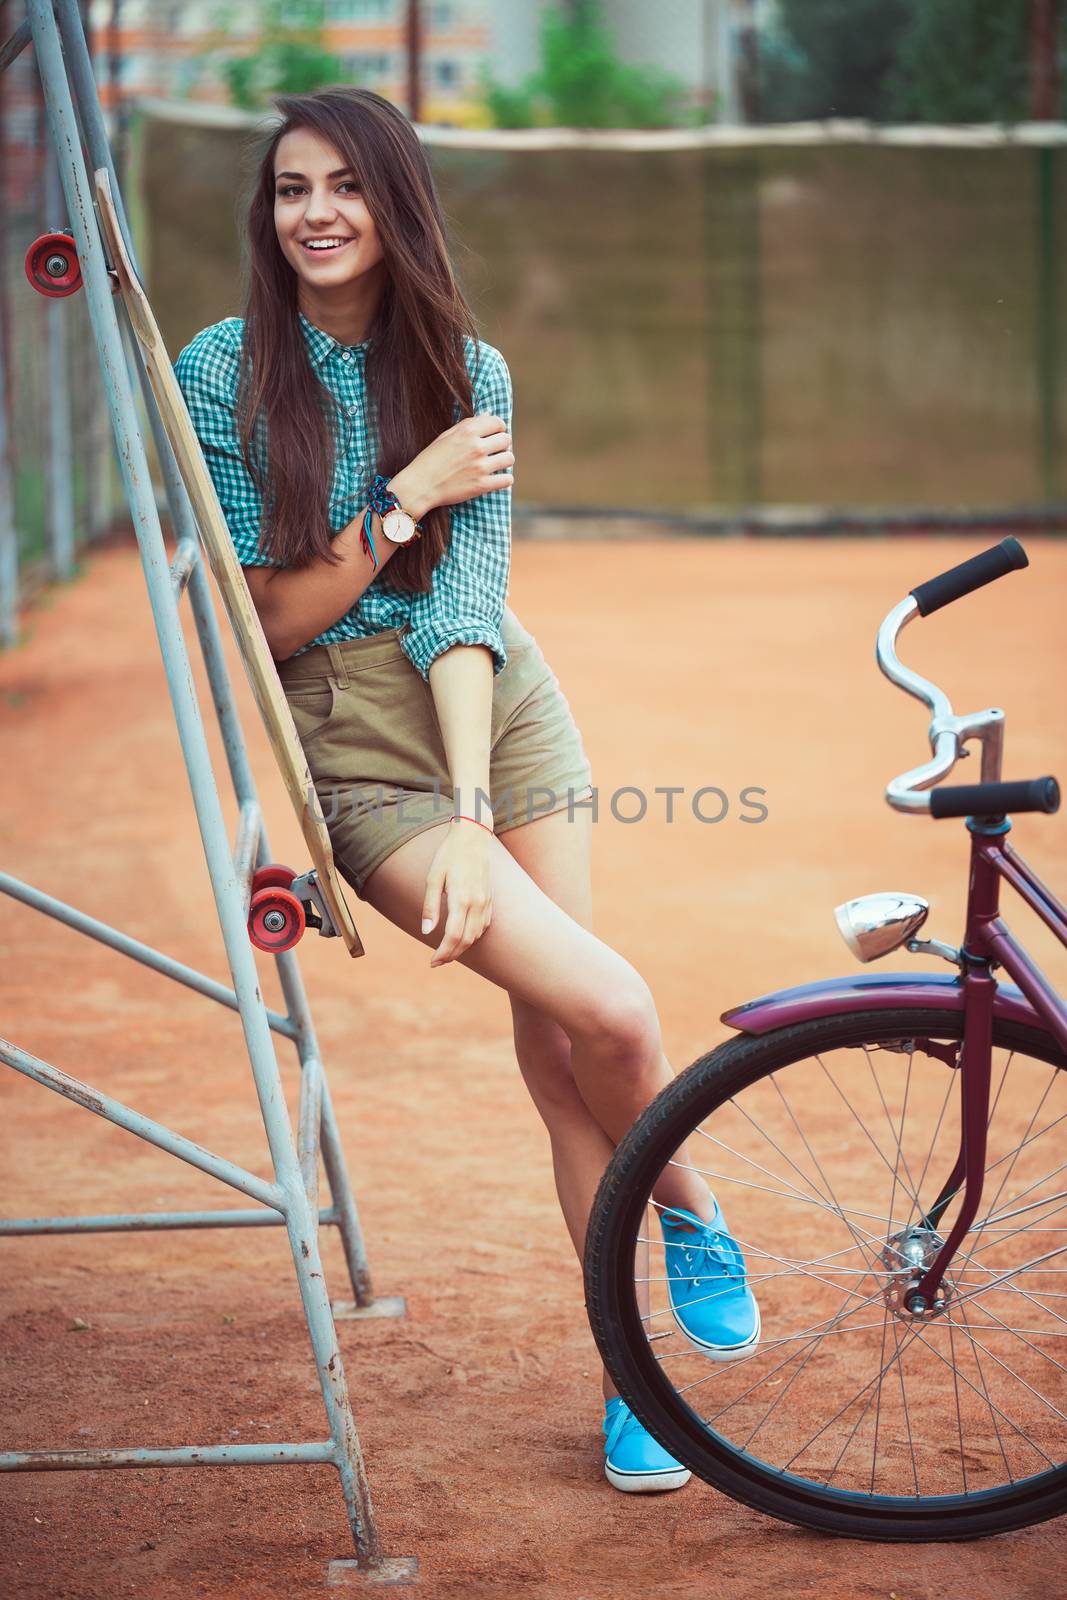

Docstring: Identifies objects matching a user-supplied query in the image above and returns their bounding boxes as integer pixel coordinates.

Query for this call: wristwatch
[380,505,420,545]
[361,473,423,568]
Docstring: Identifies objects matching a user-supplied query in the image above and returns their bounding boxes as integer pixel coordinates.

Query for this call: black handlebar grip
[911,538,1028,617]
[929,776,1060,819]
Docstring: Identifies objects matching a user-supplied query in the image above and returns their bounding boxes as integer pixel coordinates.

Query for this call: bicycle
[584,538,1066,1541]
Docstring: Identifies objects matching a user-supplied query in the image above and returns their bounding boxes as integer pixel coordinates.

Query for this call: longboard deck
[94,168,364,957]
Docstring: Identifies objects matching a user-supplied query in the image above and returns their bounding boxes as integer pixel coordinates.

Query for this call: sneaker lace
[604,1402,640,1455]
[680,1229,744,1289]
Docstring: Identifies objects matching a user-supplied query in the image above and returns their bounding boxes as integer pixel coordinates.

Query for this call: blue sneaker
[659,1202,761,1360]
[602,1397,690,1493]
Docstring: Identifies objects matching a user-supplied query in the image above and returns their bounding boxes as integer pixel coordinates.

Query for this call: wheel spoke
[677,1140,892,1234]
[915,1310,1055,1470]
[950,1066,1061,1288]
[899,1064,957,1237]
[862,1043,923,1241]
[815,1051,924,1216]
[893,1319,922,1497]
[946,1314,969,1493]
[769,1071,885,1275]
[678,1296,888,1398]
[779,1318,924,1476]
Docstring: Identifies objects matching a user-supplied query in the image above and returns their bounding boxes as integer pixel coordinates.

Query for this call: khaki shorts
[277,608,594,900]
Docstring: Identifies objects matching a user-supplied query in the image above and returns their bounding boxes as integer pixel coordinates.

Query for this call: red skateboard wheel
[251,864,298,894]
[248,886,305,953]
[25,232,83,297]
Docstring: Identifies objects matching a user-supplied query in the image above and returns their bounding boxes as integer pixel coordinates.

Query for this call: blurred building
[488,0,779,125]
[82,1,778,127]
[85,0,492,126]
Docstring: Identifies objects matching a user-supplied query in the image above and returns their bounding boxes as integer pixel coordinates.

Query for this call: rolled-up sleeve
[400,340,512,682]
[173,322,280,568]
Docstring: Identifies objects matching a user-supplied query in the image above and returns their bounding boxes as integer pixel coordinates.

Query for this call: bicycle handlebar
[929,777,1060,820]
[910,537,1028,617]
[878,538,1059,819]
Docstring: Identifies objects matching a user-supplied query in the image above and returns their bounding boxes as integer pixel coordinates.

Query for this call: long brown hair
[237,86,480,591]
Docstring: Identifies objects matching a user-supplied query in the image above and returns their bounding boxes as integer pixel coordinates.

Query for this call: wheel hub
[880,1226,953,1320]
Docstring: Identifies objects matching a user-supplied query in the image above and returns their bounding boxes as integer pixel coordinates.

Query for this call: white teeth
[302,238,350,251]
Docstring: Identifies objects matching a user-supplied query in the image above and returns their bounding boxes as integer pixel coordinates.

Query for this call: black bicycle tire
[584,1005,1067,1541]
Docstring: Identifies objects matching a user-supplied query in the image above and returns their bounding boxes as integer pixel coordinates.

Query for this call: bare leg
[360,801,715,1404]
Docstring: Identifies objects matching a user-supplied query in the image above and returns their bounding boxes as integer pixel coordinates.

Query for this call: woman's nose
[303,190,338,224]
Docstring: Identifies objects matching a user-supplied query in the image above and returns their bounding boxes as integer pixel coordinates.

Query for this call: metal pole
[44,147,75,579]
[107,0,125,183]
[70,0,119,544]
[406,0,422,122]
[77,0,112,540]
[0,327,16,648]
[0,6,13,648]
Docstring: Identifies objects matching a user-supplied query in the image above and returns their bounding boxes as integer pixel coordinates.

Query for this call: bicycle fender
[721,970,1044,1035]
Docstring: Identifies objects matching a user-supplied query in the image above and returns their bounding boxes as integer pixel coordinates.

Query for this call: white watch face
[382,508,416,544]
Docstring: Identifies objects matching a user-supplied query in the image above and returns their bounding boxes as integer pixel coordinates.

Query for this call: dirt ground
[2,533,1066,1600]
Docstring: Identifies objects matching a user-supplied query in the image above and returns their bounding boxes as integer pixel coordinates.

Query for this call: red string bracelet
[451,814,494,834]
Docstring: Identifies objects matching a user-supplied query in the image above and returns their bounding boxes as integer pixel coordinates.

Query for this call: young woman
[174,85,758,1494]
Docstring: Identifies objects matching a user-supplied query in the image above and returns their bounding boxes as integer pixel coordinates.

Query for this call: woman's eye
[276,183,359,198]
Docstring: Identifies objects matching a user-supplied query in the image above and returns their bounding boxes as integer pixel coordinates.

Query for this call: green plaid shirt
[173,312,512,677]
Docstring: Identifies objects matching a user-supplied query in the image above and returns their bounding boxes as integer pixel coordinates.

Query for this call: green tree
[759,0,917,122]
[889,0,1031,123]
[200,0,344,112]
[482,2,692,130]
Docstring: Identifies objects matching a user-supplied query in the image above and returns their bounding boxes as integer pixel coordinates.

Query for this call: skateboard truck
[291,868,341,938]
[247,864,342,952]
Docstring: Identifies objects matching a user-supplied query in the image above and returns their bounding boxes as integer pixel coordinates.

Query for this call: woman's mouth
[299,238,355,256]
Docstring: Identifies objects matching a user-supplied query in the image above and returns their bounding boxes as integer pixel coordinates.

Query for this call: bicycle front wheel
[584,1006,1067,1540]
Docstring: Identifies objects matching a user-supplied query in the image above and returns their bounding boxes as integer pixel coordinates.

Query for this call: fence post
[1036,143,1060,505]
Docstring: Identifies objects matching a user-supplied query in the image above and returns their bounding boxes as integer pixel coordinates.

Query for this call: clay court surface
[2,533,1066,1599]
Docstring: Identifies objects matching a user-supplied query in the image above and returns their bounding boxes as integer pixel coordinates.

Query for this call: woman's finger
[460,905,491,960]
[484,431,512,456]
[431,900,471,966]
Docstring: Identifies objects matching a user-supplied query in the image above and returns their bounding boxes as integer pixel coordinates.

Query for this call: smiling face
[273,126,386,299]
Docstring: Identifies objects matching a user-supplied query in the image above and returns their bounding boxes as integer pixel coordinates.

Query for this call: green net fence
[140,109,1067,523]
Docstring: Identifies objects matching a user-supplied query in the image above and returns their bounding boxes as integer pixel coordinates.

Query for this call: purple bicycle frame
[721,825,1067,1311]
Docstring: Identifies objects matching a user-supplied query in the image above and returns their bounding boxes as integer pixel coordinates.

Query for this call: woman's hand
[390,414,514,521]
[421,820,494,967]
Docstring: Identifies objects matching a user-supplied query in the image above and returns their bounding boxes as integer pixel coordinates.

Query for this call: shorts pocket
[284,679,337,747]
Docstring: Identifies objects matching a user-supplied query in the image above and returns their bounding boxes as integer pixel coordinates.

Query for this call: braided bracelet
[360,473,400,570]
[451,814,494,835]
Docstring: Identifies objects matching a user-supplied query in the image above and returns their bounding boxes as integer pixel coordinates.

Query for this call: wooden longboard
[94,169,364,957]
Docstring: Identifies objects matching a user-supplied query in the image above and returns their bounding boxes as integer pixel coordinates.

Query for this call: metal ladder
[0,0,414,1581]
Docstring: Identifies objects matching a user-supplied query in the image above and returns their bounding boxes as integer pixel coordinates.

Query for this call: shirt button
[341,351,352,362]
